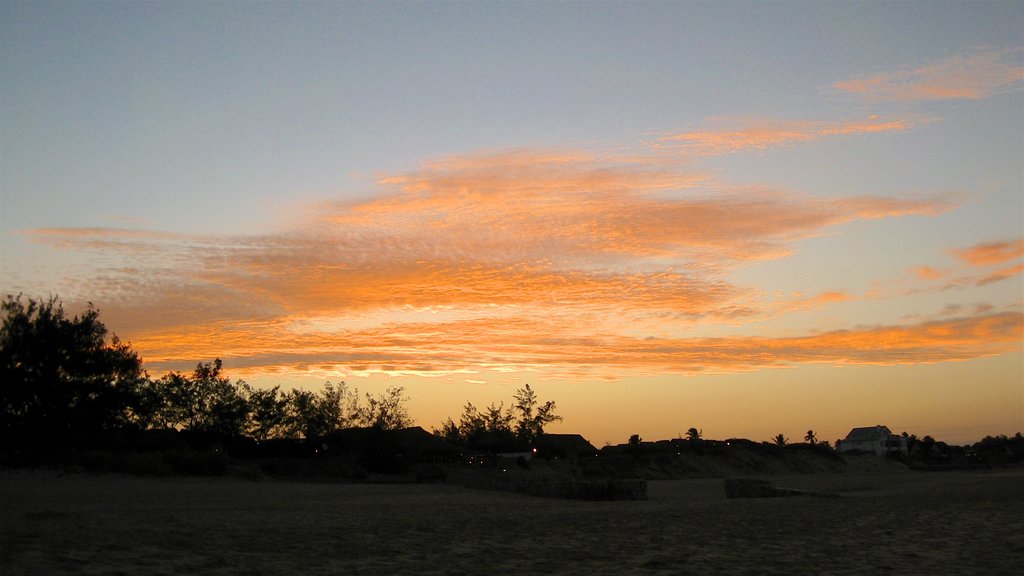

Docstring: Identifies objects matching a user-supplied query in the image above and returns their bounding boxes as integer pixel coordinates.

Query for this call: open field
[2,468,1022,575]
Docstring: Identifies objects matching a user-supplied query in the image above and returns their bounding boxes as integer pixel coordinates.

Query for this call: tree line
[1,294,565,457]
[434,385,563,453]
[0,295,412,452]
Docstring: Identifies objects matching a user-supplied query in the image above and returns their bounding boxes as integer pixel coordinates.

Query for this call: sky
[2,1,1022,447]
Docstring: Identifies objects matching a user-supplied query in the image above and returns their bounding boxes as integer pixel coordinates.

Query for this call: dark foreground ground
[2,467,1022,575]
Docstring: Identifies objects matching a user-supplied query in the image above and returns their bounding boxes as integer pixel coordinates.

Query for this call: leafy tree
[629,433,642,457]
[282,389,322,439]
[512,384,561,444]
[436,417,462,446]
[773,433,788,447]
[246,386,289,441]
[974,433,1024,464]
[920,435,936,456]
[360,386,412,430]
[435,401,514,450]
[0,295,145,448]
[451,402,487,446]
[148,359,250,438]
[284,381,359,439]
[804,430,817,445]
[483,402,515,437]
[686,427,703,442]
[434,385,559,451]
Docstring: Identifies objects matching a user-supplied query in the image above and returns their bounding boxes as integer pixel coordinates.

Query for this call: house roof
[326,426,456,454]
[535,433,598,454]
[843,425,894,442]
[392,426,458,454]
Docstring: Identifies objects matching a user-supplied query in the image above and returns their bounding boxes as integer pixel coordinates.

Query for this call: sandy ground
[1,468,1022,575]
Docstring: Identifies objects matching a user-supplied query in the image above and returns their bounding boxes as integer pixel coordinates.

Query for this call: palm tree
[686,427,702,442]
[804,430,817,445]
[773,433,788,447]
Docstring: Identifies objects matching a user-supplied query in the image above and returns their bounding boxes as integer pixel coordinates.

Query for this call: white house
[836,425,907,456]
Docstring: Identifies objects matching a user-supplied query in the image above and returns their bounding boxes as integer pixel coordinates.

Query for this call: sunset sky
[2,2,1022,446]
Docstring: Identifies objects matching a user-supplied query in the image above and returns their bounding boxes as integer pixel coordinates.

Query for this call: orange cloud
[327,150,954,266]
[128,310,1023,379]
[25,152,954,275]
[19,147,962,379]
[657,116,917,155]
[202,259,742,319]
[912,266,948,281]
[834,48,1024,101]
[951,238,1024,266]
[774,291,853,315]
[977,264,1024,287]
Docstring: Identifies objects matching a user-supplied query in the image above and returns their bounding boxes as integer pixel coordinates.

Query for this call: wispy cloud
[951,238,1024,266]
[655,116,917,156]
[976,264,1024,287]
[773,291,853,315]
[17,227,185,250]
[127,311,1023,379]
[912,266,948,281]
[332,150,954,266]
[19,145,962,377]
[834,48,1024,101]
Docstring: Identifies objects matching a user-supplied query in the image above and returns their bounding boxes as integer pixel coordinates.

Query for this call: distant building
[533,433,598,459]
[836,425,907,456]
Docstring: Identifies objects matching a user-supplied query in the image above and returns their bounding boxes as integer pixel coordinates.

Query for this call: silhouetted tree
[441,402,486,447]
[147,359,250,438]
[805,430,817,445]
[436,401,515,451]
[0,295,145,449]
[436,417,462,446]
[246,385,289,441]
[284,381,359,439]
[434,385,560,451]
[483,402,515,436]
[686,427,702,442]
[513,384,562,445]
[773,433,788,447]
[359,386,412,430]
[629,434,642,457]
[974,433,1024,464]
[901,430,925,453]
[283,389,323,439]
[920,435,936,457]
